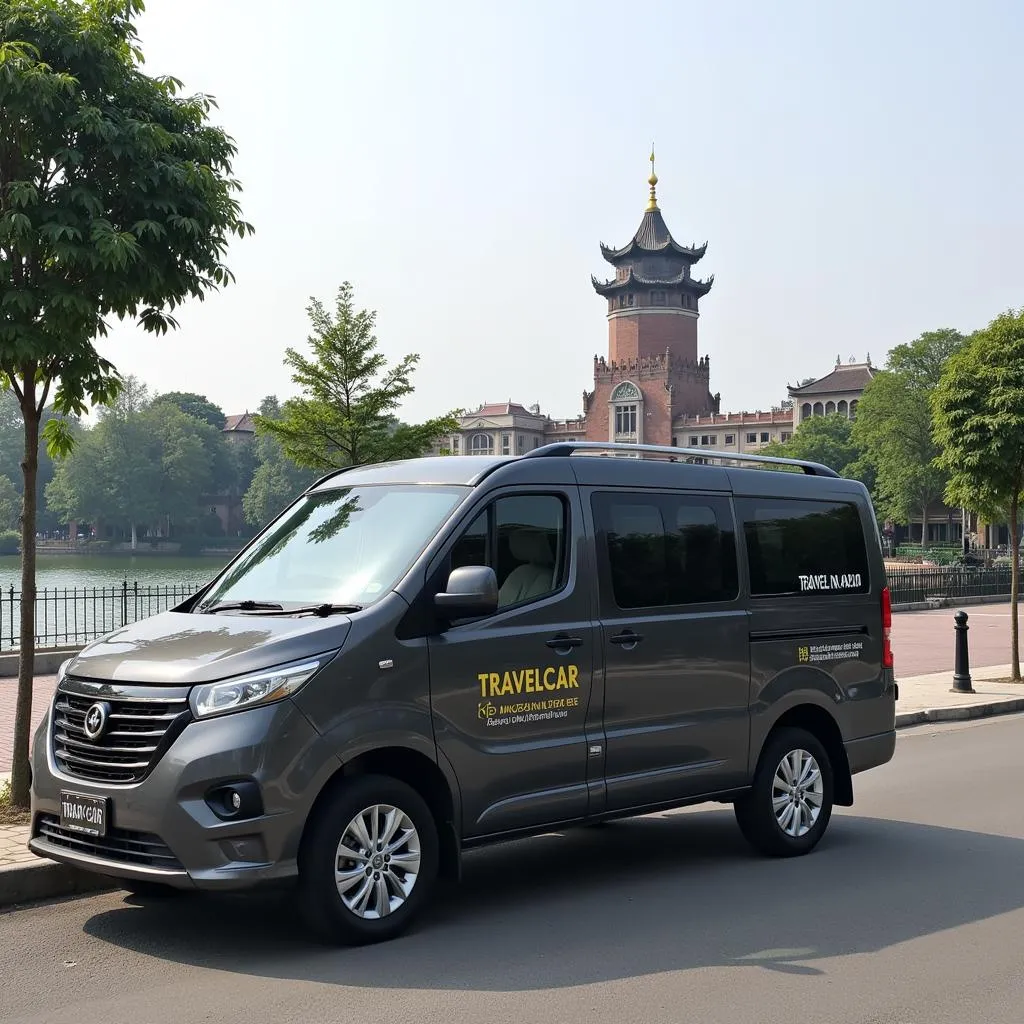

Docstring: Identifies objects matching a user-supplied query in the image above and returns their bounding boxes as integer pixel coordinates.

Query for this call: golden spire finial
[646,144,659,210]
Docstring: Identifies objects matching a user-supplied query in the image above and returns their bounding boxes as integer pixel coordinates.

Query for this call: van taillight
[881,585,893,669]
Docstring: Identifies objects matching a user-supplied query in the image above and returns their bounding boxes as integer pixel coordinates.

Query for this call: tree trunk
[921,503,929,550]
[10,394,40,807]
[130,520,137,550]
[1011,494,1021,682]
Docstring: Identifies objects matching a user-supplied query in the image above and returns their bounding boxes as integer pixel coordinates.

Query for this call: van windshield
[196,484,467,612]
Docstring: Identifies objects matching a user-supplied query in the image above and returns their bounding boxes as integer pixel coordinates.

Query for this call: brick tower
[583,151,717,446]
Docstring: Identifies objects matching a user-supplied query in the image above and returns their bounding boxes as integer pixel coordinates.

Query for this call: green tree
[139,400,218,533]
[0,473,19,530]
[150,390,227,430]
[0,0,252,804]
[933,311,1024,680]
[243,395,315,528]
[257,283,460,470]
[762,413,870,481]
[99,379,161,546]
[0,390,69,533]
[227,438,259,518]
[44,418,107,526]
[46,376,220,545]
[852,329,965,540]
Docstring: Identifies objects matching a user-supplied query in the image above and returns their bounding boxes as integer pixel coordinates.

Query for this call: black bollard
[950,610,975,694]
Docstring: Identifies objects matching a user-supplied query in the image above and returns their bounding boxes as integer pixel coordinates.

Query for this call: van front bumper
[28,698,337,891]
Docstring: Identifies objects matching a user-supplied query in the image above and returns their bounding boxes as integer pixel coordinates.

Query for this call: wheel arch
[757,703,853,806]
[299,744,463,881]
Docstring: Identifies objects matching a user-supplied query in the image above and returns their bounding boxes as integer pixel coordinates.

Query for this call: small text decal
[798,573,863,592]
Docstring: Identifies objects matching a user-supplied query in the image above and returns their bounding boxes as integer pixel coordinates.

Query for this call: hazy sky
[97,0,1024,424]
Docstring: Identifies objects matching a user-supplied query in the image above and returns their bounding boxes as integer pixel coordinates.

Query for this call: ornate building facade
[444,156,873,460]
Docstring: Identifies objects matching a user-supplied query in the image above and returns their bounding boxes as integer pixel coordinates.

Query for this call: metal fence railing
[886,566,1014,606]
[0,581,198,652]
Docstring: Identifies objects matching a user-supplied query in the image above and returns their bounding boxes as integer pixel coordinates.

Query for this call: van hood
[66,610,352,686]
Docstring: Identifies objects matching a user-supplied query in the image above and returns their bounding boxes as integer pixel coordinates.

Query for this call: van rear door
[734,486,884,755]
[587,487,751,811]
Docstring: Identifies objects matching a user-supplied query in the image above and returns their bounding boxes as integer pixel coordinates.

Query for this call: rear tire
[734,727,834,858]
[298,774,439,946]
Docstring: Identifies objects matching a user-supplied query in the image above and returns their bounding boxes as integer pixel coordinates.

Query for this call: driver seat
[498,528,555,606]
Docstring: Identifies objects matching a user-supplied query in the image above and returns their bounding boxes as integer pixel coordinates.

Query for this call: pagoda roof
[600,208,708,264]
[789,362,876,397]
[591,266,714,298]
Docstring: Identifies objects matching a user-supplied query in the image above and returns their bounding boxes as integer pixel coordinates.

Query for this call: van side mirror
[435,565,499,619]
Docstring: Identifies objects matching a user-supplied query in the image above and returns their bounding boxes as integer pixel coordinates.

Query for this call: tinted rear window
[738,498,870,597]
[592,491,739,609]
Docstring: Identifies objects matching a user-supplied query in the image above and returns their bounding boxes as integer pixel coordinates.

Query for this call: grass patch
[0,779,31,826]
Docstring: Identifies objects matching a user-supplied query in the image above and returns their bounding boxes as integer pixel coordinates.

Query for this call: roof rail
[520,441,840,478]
[303,463,362,493]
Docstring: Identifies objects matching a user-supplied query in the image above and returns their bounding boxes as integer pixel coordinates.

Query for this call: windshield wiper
[199,600,285,614]
[268,603,363,618]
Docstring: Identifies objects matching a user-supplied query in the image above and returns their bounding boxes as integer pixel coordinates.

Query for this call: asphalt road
[2,714,1024,1024]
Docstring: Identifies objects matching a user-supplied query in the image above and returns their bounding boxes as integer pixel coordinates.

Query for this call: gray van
[28,442,896,945]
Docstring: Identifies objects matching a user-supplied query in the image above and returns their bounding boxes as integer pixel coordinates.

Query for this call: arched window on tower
[470,433,494,455]
[825,401,836,414]
[813,402,825,417]
[837,400,848,417]
[801,403,813,422]
[609,381,642,444]
[849,399,859,418]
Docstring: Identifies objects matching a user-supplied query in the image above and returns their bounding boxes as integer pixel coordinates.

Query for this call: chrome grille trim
[51,679,191,785]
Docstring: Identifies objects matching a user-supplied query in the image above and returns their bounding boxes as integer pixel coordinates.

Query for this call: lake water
[0,555,228,594]
[0,556,234,649]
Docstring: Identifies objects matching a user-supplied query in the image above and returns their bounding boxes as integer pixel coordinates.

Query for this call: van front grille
[51,684,191,785]
[35,814,183,870]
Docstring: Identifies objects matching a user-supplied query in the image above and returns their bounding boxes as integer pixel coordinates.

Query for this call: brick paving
[890,603,1015,677]
[0,823,35,866]
[0,673,56,776]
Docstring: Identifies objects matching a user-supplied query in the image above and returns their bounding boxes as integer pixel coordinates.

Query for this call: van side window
[592,492,738,609]
[449,494,568,609]
[738,498,870,597]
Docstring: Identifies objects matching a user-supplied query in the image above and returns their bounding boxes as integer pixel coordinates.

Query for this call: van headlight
[189,660,322,719]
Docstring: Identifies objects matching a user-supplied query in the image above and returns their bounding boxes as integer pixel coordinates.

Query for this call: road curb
[895,697,1024,728]
[891,594,1011,614]
[0,857,115,910]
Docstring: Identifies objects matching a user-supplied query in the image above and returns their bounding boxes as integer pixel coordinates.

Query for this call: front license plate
[59,791,109,837]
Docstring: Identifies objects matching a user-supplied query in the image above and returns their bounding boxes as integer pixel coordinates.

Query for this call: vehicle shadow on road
[81,809,1024,990]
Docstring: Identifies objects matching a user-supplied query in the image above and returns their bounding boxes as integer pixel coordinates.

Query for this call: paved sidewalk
[893,663,1024,725]
[0,821,34,866]
[0,672,57,774]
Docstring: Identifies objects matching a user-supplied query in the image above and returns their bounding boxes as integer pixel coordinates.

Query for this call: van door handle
[610,630,643,649]
[545,634,583,652]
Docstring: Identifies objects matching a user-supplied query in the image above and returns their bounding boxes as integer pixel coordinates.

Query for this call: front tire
[734,727,834,857]
[298,774,439,945]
